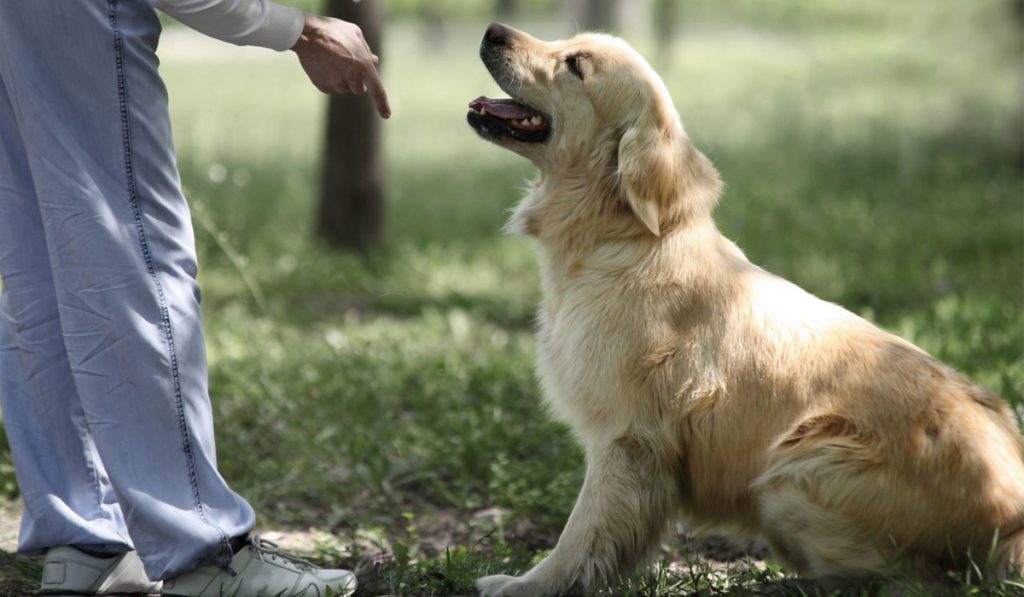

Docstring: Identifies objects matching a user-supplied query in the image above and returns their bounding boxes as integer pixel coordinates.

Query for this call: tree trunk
[418,1,444,50]
[319,0,384,251]
[621,0,652,41]
[495,0,518,20]
[580,0,619,31]
[654,0,678,67]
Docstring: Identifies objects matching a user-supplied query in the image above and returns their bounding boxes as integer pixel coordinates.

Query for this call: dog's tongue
[469,96,537,119]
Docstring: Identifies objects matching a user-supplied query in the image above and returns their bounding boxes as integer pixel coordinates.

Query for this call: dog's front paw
[476,574,531,597]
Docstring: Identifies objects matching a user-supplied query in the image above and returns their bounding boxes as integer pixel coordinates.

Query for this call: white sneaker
[40,546,162,596]
[160,536,356,597]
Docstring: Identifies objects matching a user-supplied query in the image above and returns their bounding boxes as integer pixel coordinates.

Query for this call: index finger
[362,64,391,119]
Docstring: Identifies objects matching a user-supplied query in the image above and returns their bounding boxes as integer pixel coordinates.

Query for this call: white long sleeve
[151,0,304,51]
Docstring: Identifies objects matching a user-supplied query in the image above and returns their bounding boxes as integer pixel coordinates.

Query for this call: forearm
[150,0,303,51]
[153,0,391,117]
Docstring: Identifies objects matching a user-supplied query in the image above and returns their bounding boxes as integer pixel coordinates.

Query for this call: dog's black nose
[484,22,511,46]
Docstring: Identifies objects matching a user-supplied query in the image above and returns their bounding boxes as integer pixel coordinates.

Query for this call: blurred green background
[1,0,1022,594]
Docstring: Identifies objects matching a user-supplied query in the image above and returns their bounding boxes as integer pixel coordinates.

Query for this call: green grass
[2,0,1023,595]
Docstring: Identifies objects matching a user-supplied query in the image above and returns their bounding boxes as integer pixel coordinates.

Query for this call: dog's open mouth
[467,96,551,143]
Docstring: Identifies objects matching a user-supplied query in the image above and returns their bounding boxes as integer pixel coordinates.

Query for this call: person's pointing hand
[292,13,391,119]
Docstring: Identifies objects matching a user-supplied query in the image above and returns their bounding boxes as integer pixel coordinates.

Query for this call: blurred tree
[495,0,518,20]
[570,0,652,37]
[621,0,651,41]
[418,1,445,49]
[570,0,620,31]
[319,0,384,251]
[654,0,677,67]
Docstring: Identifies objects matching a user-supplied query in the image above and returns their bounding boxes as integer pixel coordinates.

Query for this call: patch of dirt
[0,501,20,553]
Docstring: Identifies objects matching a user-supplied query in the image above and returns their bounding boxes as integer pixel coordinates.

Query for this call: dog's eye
[565,54,585,80]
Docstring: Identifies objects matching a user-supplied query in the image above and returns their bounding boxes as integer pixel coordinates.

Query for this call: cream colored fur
[471,25,1024,596]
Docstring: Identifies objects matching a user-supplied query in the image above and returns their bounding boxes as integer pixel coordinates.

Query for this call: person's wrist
[291,12,321,53]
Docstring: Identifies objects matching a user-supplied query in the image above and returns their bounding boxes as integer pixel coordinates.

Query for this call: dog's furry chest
[533,273,646,433]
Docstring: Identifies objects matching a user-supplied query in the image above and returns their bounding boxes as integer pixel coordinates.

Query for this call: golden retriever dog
[466,22,1024,596]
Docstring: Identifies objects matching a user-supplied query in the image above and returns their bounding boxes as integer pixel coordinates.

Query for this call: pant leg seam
[106,0,233,566]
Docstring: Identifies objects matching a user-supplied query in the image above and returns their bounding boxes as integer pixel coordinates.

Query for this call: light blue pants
[0,0,255,580]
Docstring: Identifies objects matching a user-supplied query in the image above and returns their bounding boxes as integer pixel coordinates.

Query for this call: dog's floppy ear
[617,109,682,237]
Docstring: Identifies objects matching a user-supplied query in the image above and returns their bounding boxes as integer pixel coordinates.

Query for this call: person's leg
[0,0,254,580]
[0,55,133,560]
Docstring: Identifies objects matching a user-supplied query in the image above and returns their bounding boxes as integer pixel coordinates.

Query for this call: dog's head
[467,23,721,239]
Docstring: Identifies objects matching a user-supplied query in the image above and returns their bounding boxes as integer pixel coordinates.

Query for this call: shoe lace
[248,535,317,572]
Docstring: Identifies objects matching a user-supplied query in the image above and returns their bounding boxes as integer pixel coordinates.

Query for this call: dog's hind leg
[476,432,678,596]
[756,479,891,579]
[755,411,1024,583]
[750,418,901,580]
[995,526,1024,580]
